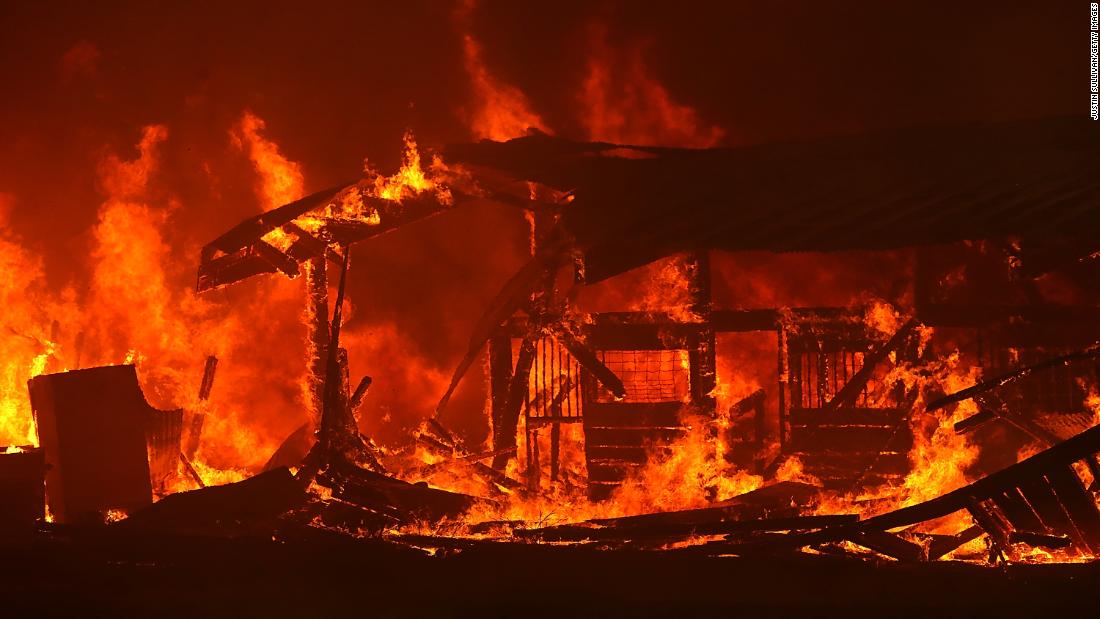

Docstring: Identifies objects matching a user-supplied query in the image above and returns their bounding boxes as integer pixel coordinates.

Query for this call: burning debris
[3,116,1099,577]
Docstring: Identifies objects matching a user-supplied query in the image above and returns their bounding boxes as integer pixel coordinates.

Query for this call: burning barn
[3,1,1100,615]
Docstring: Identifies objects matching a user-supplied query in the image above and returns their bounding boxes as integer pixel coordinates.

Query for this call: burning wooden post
[183,355,217,460]
[488,333,513,471]
[686,251,716,411]
[305,256,330,427]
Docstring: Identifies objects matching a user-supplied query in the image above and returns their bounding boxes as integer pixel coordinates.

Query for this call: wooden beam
[927,341,1100,412]
[822,319,916,412]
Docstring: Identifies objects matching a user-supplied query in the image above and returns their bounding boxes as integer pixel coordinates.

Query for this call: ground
[3,527,1100,617]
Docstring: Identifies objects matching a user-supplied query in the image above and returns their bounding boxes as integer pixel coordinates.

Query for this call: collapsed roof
[198,116,1100,292]
[445,116,1100,282]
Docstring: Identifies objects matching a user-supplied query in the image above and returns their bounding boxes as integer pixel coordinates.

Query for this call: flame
[103,508,128,523]
[579,23,724,147]
[456,1,547,141]
[895,351,982,509]
[2,116,315,496]
[231,111,305,209]
[626,255,703,322]
[0,220,53,446]
[367,132,454,206]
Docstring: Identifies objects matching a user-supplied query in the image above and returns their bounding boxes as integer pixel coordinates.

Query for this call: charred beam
[203,184,349,260]
[517,513,857,544]
[305,257,330,426]
[927,525,984,560]
[848,530,925,562]
[348,375,372,416]
[556,329,626,400]
[253,240,300,278]
[494,337,536,470]
[822,319,916,412]
[928,341,1100,412]
[436,237,569,415]
[184,355,218,460]
[1009,530,1073,550]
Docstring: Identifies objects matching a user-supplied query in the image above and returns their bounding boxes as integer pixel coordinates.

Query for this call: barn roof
[445,117,1100,282]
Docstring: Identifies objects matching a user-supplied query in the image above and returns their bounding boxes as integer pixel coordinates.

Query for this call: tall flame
[231,111,305,209]
[579,23,725,147]
[456,0,547,141]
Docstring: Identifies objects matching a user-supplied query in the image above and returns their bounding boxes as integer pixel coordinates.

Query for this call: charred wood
[253,240,301,278]
[493,337,536,469]
[305,256,330,426]
[517,513,856,544]
[178,452,206,488]
[926,525,984,561]
[1009,530,1073,550]
[320,459,484,524]
[821,319,916,413]
[486,334,510,470]
[954,410,996,433]
[927,341,1100,412]
[556,329,626,400]
[847,530,925,562]
[436,239,568,415]
[121,467,305,537]
[348,376,372,418]
[202,184,349,261]
[184,355,218,460]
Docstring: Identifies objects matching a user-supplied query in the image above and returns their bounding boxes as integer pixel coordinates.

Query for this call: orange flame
[455,0,547,141]
[231,111,305,209]
[580,23,725,147]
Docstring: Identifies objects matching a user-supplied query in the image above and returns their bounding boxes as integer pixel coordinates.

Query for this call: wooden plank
[1009,530,1073,549]
[583,403,683,428]
[584,426,684,447]
[860,424,1100,532]
[488,332,514,470]
[586,461,641,482]
[499,337,536,459]
[963,496,1012,560]
[557,330,627,399]
[927,341,1100,412]
[517,513,856,543]
[1017,476,1088,551]
[195,247,278,292]
[583,322,693,350]
[793,451,909,477]
[203,184,347,259]
[584,445,653,464]
[788,407,908,427]
[1044,465,1100,554]
[710,309,780,332]
[787,426,912,454]
[822,319,916,411]
[849,530,924,562]
[991,487,1045,533]
[927,525,983,560]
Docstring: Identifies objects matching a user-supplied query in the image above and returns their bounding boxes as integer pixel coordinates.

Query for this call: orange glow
[461,35,548,141]
[579,23,725,147]
[456,1,547,141]
[231,111,305,209]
